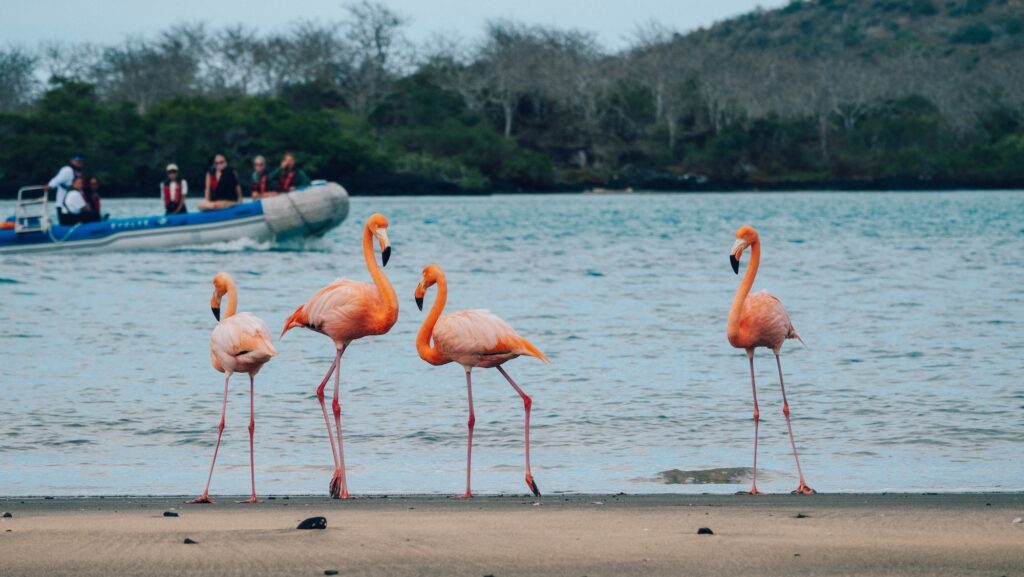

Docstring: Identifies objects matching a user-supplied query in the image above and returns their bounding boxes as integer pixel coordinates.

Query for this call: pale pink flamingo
[728,225,815,495]
[280,213,397,499]
[414,263,548,498]
[189,272,277,504]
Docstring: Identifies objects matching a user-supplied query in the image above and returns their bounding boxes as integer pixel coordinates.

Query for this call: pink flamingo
[189,272,277,504]
[280,213,397,499]
[728,225,814,495]
[414,263,548,498]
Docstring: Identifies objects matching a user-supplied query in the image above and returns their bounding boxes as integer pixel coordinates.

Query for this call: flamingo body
[728,291,799,352]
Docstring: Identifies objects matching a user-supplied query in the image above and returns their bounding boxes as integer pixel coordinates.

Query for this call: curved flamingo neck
[363,225,397,322]
[223,280,238,320]
[416,275,449,365]
[728,237,760,341]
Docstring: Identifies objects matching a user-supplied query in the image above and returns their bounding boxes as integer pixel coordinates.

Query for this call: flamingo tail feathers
[788,325,807,348]
[518,337,550,364]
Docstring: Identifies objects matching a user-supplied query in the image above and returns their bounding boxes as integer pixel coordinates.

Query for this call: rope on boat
[283,192,330,237]
[47,223,81,244]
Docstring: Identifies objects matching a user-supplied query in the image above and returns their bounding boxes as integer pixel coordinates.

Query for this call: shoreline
[2,493,1021,576]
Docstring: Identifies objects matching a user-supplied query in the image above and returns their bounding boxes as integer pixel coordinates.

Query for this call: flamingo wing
[211,312,277,372]
[434,309,548,364]
[295,279,389,342]
[742,291,798,350]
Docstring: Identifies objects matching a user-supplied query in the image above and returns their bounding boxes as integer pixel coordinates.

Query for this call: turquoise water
[0,192,1021,496]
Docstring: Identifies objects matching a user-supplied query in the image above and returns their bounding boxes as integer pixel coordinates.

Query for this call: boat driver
[45,153,85,217]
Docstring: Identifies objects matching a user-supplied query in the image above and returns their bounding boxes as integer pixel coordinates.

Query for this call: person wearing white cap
[161,163,189,215]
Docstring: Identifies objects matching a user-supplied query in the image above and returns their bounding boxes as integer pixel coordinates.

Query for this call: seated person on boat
[198,154,242,211]
[162,163,188,214]
[250,155,270,200]
[58,176,101,225]
[87,176,109,221]
[263,152,310,196]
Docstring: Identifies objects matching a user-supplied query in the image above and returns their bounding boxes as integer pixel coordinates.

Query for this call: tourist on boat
[45,154,85,212]
[199,154,242,211]
[57,176,99,225]
[162,163,188,214]
[87,176,108,221]
[250,155,270,199]
[267,152,310,193]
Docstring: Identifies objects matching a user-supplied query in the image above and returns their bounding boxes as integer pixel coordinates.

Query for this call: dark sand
[1,493,1022,576]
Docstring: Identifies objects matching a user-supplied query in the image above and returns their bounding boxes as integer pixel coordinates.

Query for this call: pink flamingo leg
[777,354,815,495]
[455,368,476,499]
[189,374,231,504]
[331,345,351,499]
[497,366,540,497]
[240,374,262,504]
[316,353,340,474]
[739,351,763,495]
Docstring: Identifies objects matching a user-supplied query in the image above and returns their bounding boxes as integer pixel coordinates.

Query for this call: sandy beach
[1,493,1021,576]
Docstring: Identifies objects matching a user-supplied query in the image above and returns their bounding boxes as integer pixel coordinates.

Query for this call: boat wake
[170,236,332,253]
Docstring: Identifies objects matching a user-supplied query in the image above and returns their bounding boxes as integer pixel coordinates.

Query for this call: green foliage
[950,22,995,44]
[948,0,992,16]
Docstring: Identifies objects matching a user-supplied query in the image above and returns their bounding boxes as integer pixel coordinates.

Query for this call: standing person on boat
[250,155,270,200]
[199,154,242,211]
[267,152,310,194]
[44,153,85,216]
[162,163,189,214]
[58,176,99,225]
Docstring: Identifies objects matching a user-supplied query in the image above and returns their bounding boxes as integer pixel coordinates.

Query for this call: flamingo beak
[415,281,425,310]
[376,229,392,267]
[212,306,221,321]
[415,296,424,311]
[211,289,222,320]
[730,239,745,274]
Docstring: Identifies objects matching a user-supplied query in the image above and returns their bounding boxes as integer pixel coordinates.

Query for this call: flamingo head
[730,225,758,274]
[366,213,391,267]
[210,272,234,320]
[414,263,445,311]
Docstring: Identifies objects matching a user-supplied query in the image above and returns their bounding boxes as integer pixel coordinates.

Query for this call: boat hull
[0,182,348,254]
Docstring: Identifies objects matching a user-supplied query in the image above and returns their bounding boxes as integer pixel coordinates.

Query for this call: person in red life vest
[161,163,188,214]
[87,175,108,221]
[267,152,311,194]
[199,154,242,211]
[250,155,270,200]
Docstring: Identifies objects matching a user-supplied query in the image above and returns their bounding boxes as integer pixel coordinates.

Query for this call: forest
[1,0,1023,195]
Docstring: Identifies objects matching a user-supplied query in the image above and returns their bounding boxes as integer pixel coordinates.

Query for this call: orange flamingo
[281,213,397,499]
[728,225,814,495]
[414,264,548,498]
[189,272,277,504]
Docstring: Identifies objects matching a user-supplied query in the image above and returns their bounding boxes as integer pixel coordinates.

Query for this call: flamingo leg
[777,354,815,495]
[189,373,231,504]
[739,351,763,496]
[456,368,475,499]
[316,353,340,475]
[240,374,262,504]
[496,366,541,497]
[331,345,351,499]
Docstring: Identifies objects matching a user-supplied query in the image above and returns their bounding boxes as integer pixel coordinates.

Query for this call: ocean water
[0,192,1021,496]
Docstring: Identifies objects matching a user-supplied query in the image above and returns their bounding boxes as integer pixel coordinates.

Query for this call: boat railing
[15,186,51,235]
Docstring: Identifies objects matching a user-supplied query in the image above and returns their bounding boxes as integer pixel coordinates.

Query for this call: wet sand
[1,493,1021,576]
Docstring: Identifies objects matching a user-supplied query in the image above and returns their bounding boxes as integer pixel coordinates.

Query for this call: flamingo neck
[416,275,449,365]
[728,238,760,341]
[363,225,398,324]
[223,281,238,320]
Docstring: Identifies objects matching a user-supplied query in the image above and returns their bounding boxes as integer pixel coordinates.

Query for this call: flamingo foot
[449,492,473,499]
[187,494,214,504]
[791,482,816,495]
[238,496,263,504]
[736,486,763,496]
[526,474,541,497]
[328,470,343,499]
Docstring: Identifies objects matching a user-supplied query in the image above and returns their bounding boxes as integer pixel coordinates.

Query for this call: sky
[2,0,788,50]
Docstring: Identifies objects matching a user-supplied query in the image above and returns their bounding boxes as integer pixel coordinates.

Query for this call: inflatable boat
[0,181,349,255]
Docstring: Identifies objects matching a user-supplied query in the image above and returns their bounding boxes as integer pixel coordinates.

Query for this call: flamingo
[728,225,815,495]
[280,213,397,499]
[414,263,548,498]
[189,272,277,504]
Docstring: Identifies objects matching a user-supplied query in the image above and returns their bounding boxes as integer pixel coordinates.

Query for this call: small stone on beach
[1012,517,1022,524]
[324,571,339,575]
[697,527,714,535]
[794,513,810,518]
[163,511,179,517]
[297,516,327,530]
[2,512,11,518]
[183,538,198,544]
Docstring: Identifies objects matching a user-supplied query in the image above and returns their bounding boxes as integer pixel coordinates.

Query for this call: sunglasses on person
[215,160,226,166]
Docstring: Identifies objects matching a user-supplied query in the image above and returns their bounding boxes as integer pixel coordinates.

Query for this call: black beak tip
[730,254,740,274]
[382,245,391,267]
[211,307,221,321]
[415,296,424,311]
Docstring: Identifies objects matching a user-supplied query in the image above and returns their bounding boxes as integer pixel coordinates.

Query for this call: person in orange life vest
[266,152,310,194]
[162,163,188,214]
[199,153,242,211]
[250,155,271,200]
